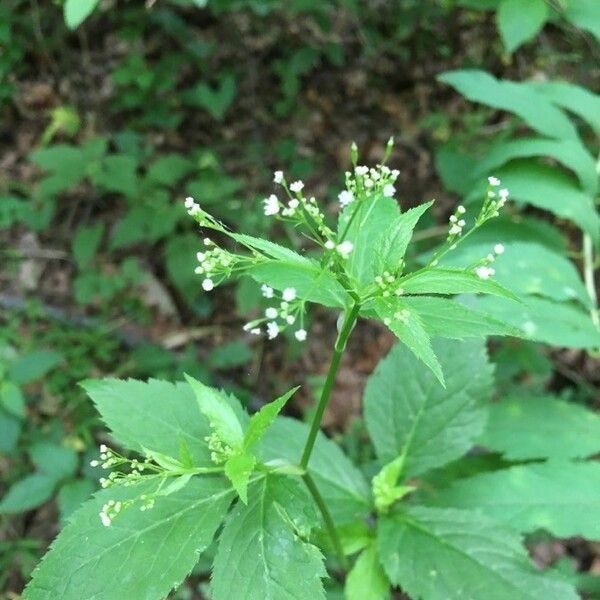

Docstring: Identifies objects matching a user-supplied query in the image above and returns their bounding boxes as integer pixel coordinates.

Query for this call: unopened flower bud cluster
[204,431,235,465]
[474,242,505,280]
[477,177,509,225]
[339,163,400,208]
[194,238,241,292]
[374,270,405,299]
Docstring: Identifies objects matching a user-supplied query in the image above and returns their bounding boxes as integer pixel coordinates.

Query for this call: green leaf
[372,298,444,385]
[92,154,139,198]
[563,0,600,44]
[72,223,104,269]
[438,69,578,140]
[64,0,99,28]
[29,144,88,195]
[211,475,326,600]
[81,378,213,466]
[26,477,234,599]
[377,506,578,600]
[399,268,519,301]
[345,544,390,600]
[0,381,25,418]
[164,233,202,307]
[184,73,236,120]
[146,154,193,187]
[479,394,600,460]
[0,474,56,513]
[57,479,95,524]
[9,350,63,384]
[224,452,256,504]
[29,442,78,480]
[372,454,415,513]
[244,387,298,450]
[184,374,244,449]
[497,0,548,53]
[261,417,371,524]
[428,461,600,539]
[364,338,492,476]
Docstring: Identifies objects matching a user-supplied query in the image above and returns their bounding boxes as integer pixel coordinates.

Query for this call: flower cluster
[447,205,467,239]
[324,239,354,259]
[339,162,400,209]
[205,431,235,465]
[382,308,411,327]
[243,285,307,342]
[474,243,505,280]
[194,238,240,292]
[91,445,150,490]
[374,271,405,298]
[477,177,509,225]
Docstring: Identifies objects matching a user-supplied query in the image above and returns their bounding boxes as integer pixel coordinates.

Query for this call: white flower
[499,188,509,199]
[338,190,354,206]
[265,307,278,319]
[100,512,111,527]
[288,198,299,209]
[273,170,284,184]
[203,238,212,246]
[337,240,354,258]
[295,329,307,341]
[263,194,280,216]
[267,321,279,339]
[286,315,296,324]
[282,287,297,302]
[184,196,195,209]
[449,224,462,235]
[355,165,369,176]
[325,240,336,250]
[475,266,495,280]
[196,252,206,262]
[100,444,108,453]
[261,284,274,298]
[202,278,214,291]
[457,205,466,214]
[290,181,304,193]
[494,243,505,255]
[488,176,501,186]
[383,184,396,197]
[250,328,261,335]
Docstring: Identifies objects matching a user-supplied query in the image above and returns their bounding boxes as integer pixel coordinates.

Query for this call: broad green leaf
[372,298,444,385]
[261,417,371,524]
[378,506,578,600]
[0,474,56,513]
[398,268,519,301]
[372,454,415,513]
[563,0,600,44]
[373,201,434,275]
[72,223,104,269]
[438,70,578,140]
[479,394,600,460]
[464,295,600,348]
[345,545,390,600]
[243,386,298,450]
[185,374,244,449]
[402,296,519,339]
[146,154,193,187]
[224,452,256,504]
[364,339,492,476]
[29,442,78,480]
[81,378,213,466]
[9,350,63,384]
[0,381,25,418]
[92,154,139,198]
[29,144,88,194]
[497,0,548,53]
[428,461,600,539]
[26,477,234,600]
[211,476,326,600]
[57,479,95,524]
[184,73,236,120]
[64,0,99,28]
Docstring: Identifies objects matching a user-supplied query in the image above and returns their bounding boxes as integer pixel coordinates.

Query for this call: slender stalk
[583,233,599,329]
[302,472,349,570]
[300,302,361,469]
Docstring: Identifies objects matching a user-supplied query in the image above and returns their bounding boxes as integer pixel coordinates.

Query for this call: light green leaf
[428,461,600,539]
[261,417,371,524]
[372,298,444,385]
[141,447,185,471]
[345,544,390,600]
[479,394,600,460]
[29,442,78,480]
[244,387,298,450]
[224,452,256,504]
[563,0,600,44]
[26,477,234,599]
[81,378,213,466]
[0,381,26,418]
[184,374,244,450]
[438,69,578,140]
[146,154,193,187]
[497,0,549,53]
[72,223,104,269]
[378,506,578,600]
[0,474,56,513]
[57,479,95,524]
[211,475,326,600]
[364,339,492,476]
[372,454,415,513]
[64,0,99,28]
[9,350,63,384]
[92,154,139,198]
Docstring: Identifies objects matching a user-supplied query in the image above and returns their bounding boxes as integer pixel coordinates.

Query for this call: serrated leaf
[364,339,492,476]
[211,475,326,600]
[428,461,600,539]
[0,474,56,514]
[479,394,600,460]
[497,0,548,53]
[64,0,99,28]
[345,544,390,600]
[184,374,244,450]
[81,378,213,466]
[224,452,256,504]
[244,387,298,450]
[377,506,578,600]
[26,477,234,600]
[261,417,371,524]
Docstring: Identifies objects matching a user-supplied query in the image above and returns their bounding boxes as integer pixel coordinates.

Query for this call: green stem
[300,302,361,469]
[302,472,348,571]
[583,233,599,329]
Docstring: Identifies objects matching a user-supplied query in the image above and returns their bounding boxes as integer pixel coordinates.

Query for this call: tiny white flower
[355,165,369,176]
[90,460,99,467]
[100,444,108,453]
[265,307,278,319]
[338,190,354,206]
[273,170,284,184]
[196,252,206,262]
[250,328,261,335]
[243,323,253,331]
[391,169,400,179]
[488,176,501,186]
[449,224,462,235]
[100,512,111,527]
[282,287,297,302]
[202,278,214,291]
[263,194,280,216]
[267,321,279,339]
[184,196,195,209]
[288,198,299,209]
[475,266,495,280]
[337,240,354,258]
[261,284,274,298]
[290,181,304,193]
[286,315,296,324]
[383,183,396,197]
[203,238,212,246]
[494,243,505,255]
[458,219,466,227]
[325,240,336,250]
[499,188,509,199]
[294,329,307,341]
[457,205,466,214]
